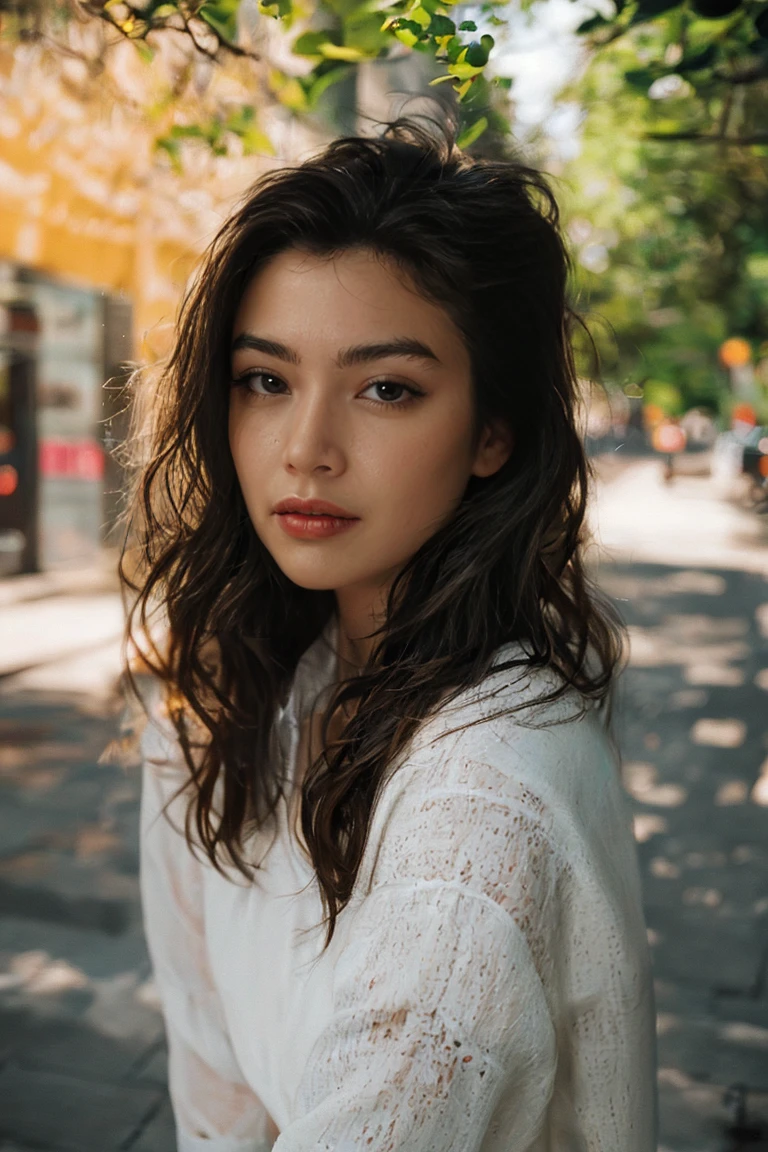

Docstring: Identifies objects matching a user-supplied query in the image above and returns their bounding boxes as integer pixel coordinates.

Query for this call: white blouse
[139,614,658,1152]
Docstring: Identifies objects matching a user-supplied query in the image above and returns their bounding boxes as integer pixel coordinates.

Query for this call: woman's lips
[276,512,360,539]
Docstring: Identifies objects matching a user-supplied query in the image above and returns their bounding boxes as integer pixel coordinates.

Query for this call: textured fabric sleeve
[138,682,278,1152]
[272,774,560,1152]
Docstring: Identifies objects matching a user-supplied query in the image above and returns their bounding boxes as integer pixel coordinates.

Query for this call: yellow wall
[0,37,321,361]
[0,126,202,361]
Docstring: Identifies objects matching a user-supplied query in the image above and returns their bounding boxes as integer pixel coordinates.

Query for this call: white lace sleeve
[272,776,559,1152]
[139,684,277,1152]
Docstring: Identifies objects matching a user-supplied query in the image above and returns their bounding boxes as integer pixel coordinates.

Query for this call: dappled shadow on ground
[600,559,768,1152]
[0,688,174,1152]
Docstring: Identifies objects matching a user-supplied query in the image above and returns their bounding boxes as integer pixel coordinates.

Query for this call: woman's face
[229,245,511,618]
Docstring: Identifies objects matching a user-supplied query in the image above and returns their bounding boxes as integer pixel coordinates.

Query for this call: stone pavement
[0,554,175,1151]
[589,456,768,1151]
[0,456,766,1151]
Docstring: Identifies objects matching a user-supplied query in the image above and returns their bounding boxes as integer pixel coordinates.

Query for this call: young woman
[125,113,658,1152]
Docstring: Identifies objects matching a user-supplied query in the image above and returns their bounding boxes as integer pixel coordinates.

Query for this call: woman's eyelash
[231,371,425,409]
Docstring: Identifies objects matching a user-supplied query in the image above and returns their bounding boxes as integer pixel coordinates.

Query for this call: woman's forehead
[232,248,465,363]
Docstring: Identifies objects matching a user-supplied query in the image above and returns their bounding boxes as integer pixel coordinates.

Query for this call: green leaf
[676,44,718,70]
[576,12,610,33]
[224,104,255,132]
[408,4,432,28]
[449,58,485,78]
[146,2,179,17]
[269,69,309,109]
[305,63,351,105]
[239,126,277,155]
[457,114,488,148]
[464,38,490,66]
[493,75,512,89]
[155,137,182,173]
[391,18,421,43]
[429,13,456,35]
[132,38,155,62]
[199,0,240,41]
[292,29,328,54]
[458,18,476,29]
[444,34,463,61]
[624,66,657,89]
[318,41,374,58]
[631,0,682,24]
[168,123,208,139]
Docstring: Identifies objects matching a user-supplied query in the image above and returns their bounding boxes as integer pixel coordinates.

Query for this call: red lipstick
[273,496,360,540]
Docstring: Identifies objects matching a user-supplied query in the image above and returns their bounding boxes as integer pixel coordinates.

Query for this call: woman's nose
[281,390,345,474]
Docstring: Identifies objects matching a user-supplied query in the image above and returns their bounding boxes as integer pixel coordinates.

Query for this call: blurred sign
[652,422,687,454]
[39,438,104,481]
[719,338,752,368]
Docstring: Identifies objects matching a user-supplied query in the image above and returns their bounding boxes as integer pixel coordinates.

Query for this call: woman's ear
[471,418,514,479]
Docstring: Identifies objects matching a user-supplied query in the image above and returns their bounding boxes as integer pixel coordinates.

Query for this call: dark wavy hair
[120,110,626,953]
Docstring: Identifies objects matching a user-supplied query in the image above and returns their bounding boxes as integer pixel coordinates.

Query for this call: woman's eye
[361,380,423,407]
[234,371,286,396]
[232,372,424,408]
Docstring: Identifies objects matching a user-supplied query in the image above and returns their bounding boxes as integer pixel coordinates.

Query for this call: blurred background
[0,1,766,1148]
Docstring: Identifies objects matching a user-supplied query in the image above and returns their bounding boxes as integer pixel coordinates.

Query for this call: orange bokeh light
[643,403,666,429]
[0,464,18,496]
[719,338,752,368]
[732,403,757,428]
[652,422,687,454]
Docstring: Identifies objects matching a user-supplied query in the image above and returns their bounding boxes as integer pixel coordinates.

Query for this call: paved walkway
[0,457,767,1150]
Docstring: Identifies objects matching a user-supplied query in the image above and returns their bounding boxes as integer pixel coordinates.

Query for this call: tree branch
[645,130,768,144]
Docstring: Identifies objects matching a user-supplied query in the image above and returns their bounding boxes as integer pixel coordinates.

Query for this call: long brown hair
[120,111,626,953]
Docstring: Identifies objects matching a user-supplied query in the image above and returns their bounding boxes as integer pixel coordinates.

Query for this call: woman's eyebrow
[231,333,442,368]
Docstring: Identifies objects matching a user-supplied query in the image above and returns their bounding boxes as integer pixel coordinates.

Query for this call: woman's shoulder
[359,649,626,908]
[412,645,603,752]
[399,646,620,826]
